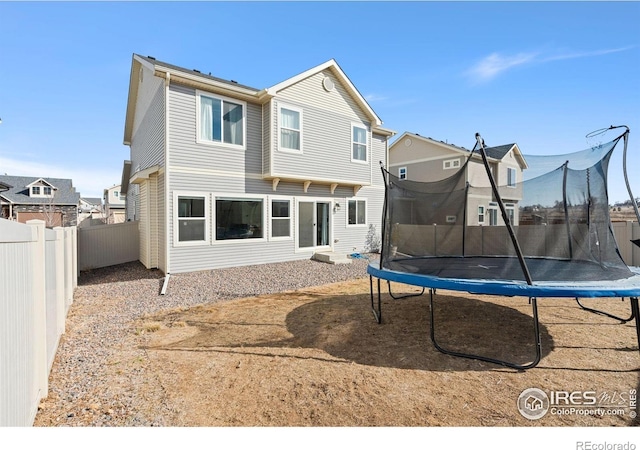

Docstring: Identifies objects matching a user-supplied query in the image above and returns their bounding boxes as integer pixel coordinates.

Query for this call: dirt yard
[102,278,640,427]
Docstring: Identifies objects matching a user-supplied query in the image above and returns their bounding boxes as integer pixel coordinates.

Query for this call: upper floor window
[399,167,407,180]
[32,186,41,195]
[279,105,302,152]
[352,124,368,162]
[43,187,52,196]
[114,191,119,198]
[197,91,245,148]
[507,168,517,187]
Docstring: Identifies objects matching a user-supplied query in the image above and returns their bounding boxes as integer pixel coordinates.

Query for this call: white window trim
[346,197,367,227]
[443,158,461,170]
[269,196,293,241]
[195,90,247,150]
[213,193,267,245]
[277,102,303,154]
[507,167,517,188]
[351,122,369,164]
[399,167,407,180]
[478,205,485,225]
[294,197,333,253]
[173,191,210,247]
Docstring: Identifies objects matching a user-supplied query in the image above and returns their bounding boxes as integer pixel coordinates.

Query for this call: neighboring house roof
[124,54,389,145]
[391,132,528,169]
[81,197,102,207]
[0,180,12,191]
[0,175,81,205]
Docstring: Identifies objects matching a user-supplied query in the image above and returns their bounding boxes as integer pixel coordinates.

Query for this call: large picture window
[279,105,302,152]
[177,195,208,243]
[271,199,291,238]
[216,198,264,240]
[352,124,367,162]
[348,199,366,225]
[198,92,245,147]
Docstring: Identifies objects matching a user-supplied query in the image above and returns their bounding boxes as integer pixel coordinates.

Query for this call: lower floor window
[271,200,291,238]
[216,198,263,240]
[177,195,207,242]
[348,199,366,225]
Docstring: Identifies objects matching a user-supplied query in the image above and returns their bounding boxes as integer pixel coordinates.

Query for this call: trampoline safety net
[381,130,634,283]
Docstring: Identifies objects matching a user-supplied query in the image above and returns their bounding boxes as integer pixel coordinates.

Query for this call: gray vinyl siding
[269,69,372,184]
[130,68,165,172]
[168,84,263,176]
[161,75,387,273]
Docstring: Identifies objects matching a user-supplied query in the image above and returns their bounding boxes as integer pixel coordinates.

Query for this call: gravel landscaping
[34,256,373,426]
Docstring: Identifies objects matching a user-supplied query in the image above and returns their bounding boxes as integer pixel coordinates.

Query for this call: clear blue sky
[1,1,639,203]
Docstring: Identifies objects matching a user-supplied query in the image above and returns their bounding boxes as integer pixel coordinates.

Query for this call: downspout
[162,71,171,294]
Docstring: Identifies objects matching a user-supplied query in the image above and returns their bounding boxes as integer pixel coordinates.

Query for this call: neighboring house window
[507,168,517,187]
[198,91,245,147]
[348,199,366,225]
[478,205,485,224]
[177,194,208,244]
[32,186,40,195]
[271,199,291,239]
[489,202,498,226]
[216,197,264,240]
[443,158,461,170]
[279,105,302,152]
[43,187,52,196]
[114,191,119,198]
[399,167,407,180]
[352,124,367,162]
[506,203,516,224]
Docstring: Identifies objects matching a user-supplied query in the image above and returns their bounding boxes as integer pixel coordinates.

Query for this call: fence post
[64,228,73,311]
[26,220,48,398]
[72,226,78,287]
[53,227,66,334]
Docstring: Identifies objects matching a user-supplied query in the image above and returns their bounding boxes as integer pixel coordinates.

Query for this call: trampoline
[368,126,640,370]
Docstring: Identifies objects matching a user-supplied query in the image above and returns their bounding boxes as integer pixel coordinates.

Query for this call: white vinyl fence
[0,219,77,427]
[78,221,139,271]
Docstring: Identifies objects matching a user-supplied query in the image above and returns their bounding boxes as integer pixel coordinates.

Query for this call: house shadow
[78,261,163,287]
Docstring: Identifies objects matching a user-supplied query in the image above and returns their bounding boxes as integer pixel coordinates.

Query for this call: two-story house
[103,184,126,224]
[121,54,395,274]
[0,175,80,227]
[389,132,528,226]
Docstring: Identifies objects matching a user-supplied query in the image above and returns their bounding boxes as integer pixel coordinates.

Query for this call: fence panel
[0,219,77,427]
[78,221,139,271]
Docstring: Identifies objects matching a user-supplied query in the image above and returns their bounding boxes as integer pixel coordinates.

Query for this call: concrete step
[312,251,352,265]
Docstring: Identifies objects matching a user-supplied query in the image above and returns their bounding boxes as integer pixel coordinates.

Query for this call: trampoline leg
[370,275,382,324]
[387,280,425,300]
[575,297,634,323]
[429,290,542,370]
[631,297,640,353]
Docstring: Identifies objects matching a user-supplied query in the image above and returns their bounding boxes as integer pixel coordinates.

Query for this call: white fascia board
[265,59,383,127]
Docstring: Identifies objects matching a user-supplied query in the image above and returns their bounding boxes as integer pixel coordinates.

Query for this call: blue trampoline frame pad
[367,261,640,299]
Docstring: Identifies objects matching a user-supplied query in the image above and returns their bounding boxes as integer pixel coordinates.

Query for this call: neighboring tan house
[103,184,126,224]
[389,132,528,226]
[79,197,103,214]
[121,54,395,274]
[0,175,80,227]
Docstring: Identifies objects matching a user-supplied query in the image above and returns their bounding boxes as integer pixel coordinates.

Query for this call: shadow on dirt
[144,289,559,372]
